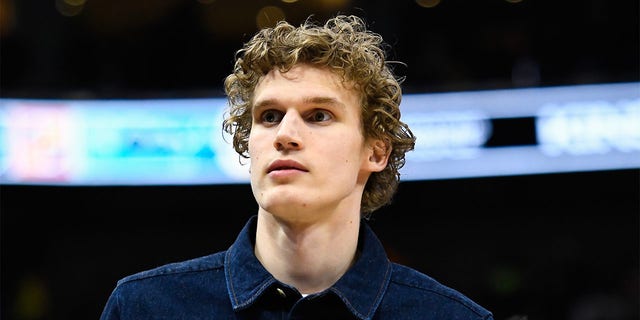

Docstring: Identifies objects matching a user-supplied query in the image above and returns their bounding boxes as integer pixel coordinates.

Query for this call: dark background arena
[1,0,638,319]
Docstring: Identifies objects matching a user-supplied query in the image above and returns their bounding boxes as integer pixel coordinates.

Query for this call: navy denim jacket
[100,216,493,319]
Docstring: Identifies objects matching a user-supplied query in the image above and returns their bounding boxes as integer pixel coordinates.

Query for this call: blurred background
[1,0,639,319]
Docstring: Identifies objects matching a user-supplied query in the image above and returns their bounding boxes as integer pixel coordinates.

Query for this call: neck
[254,209,361,295]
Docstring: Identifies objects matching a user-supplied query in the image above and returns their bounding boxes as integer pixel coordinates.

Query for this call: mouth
[267,159,309,173]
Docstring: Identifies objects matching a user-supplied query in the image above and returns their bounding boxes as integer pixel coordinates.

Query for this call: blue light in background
[1,82,638,185]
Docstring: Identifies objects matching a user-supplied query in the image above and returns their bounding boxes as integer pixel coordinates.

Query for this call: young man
[100,15,494,319]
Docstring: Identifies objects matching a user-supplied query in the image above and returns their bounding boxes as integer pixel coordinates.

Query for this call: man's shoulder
[117,250,227,286]
[387,263,493,319]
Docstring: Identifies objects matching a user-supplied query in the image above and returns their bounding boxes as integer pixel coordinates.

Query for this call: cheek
[247,136,259,168]
[247,131,272,168]
[248,140,261,159]
[247,131,263,156]
[333,140,367,169]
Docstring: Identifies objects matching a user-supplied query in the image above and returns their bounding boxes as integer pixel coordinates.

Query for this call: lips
[267,159,308,173]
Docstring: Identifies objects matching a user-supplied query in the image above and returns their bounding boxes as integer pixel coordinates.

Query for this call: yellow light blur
[0,0,16,37]
[416,0,440,8]
[64,0,86,6]
[56,0,84,17]
[281,0,298,3]
[318,0,350,10]
[13,274,50,319]
[256,6,286,29]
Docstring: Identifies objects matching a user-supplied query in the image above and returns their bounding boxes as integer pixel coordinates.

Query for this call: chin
[261,198,310,213]
[259,196,320,218]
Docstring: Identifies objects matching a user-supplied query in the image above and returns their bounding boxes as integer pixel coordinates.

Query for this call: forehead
[252,64,360,106]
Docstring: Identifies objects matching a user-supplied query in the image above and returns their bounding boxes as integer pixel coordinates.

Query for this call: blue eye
[309,110,332,122]
[261,110,283,123]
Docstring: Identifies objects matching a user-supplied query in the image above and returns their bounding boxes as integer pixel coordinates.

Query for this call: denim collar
[224,215,392,319]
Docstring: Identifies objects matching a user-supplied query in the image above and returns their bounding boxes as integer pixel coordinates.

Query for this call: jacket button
[276,288,287,298]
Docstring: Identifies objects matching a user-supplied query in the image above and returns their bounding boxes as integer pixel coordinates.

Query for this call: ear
[365,139,390,173]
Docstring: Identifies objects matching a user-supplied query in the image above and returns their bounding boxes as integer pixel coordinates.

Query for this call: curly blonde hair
[223,15,415,216]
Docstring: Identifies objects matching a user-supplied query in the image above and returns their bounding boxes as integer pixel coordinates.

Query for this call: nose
[274,111,303,151]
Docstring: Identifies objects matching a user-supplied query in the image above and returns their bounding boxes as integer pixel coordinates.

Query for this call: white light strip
[402,146,639,181]
[0,82,638,185]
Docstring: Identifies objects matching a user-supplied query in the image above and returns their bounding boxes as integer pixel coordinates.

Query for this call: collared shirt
[100,216,493,319]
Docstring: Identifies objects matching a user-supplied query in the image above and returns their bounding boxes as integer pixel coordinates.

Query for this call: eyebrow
[252,96,346,111]
[303,96,344,108]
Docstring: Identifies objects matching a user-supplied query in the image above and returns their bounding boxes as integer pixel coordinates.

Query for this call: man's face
[248,64,381,222]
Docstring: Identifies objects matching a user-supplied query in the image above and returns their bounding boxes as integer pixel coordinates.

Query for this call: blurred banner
[1,82,638,185]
